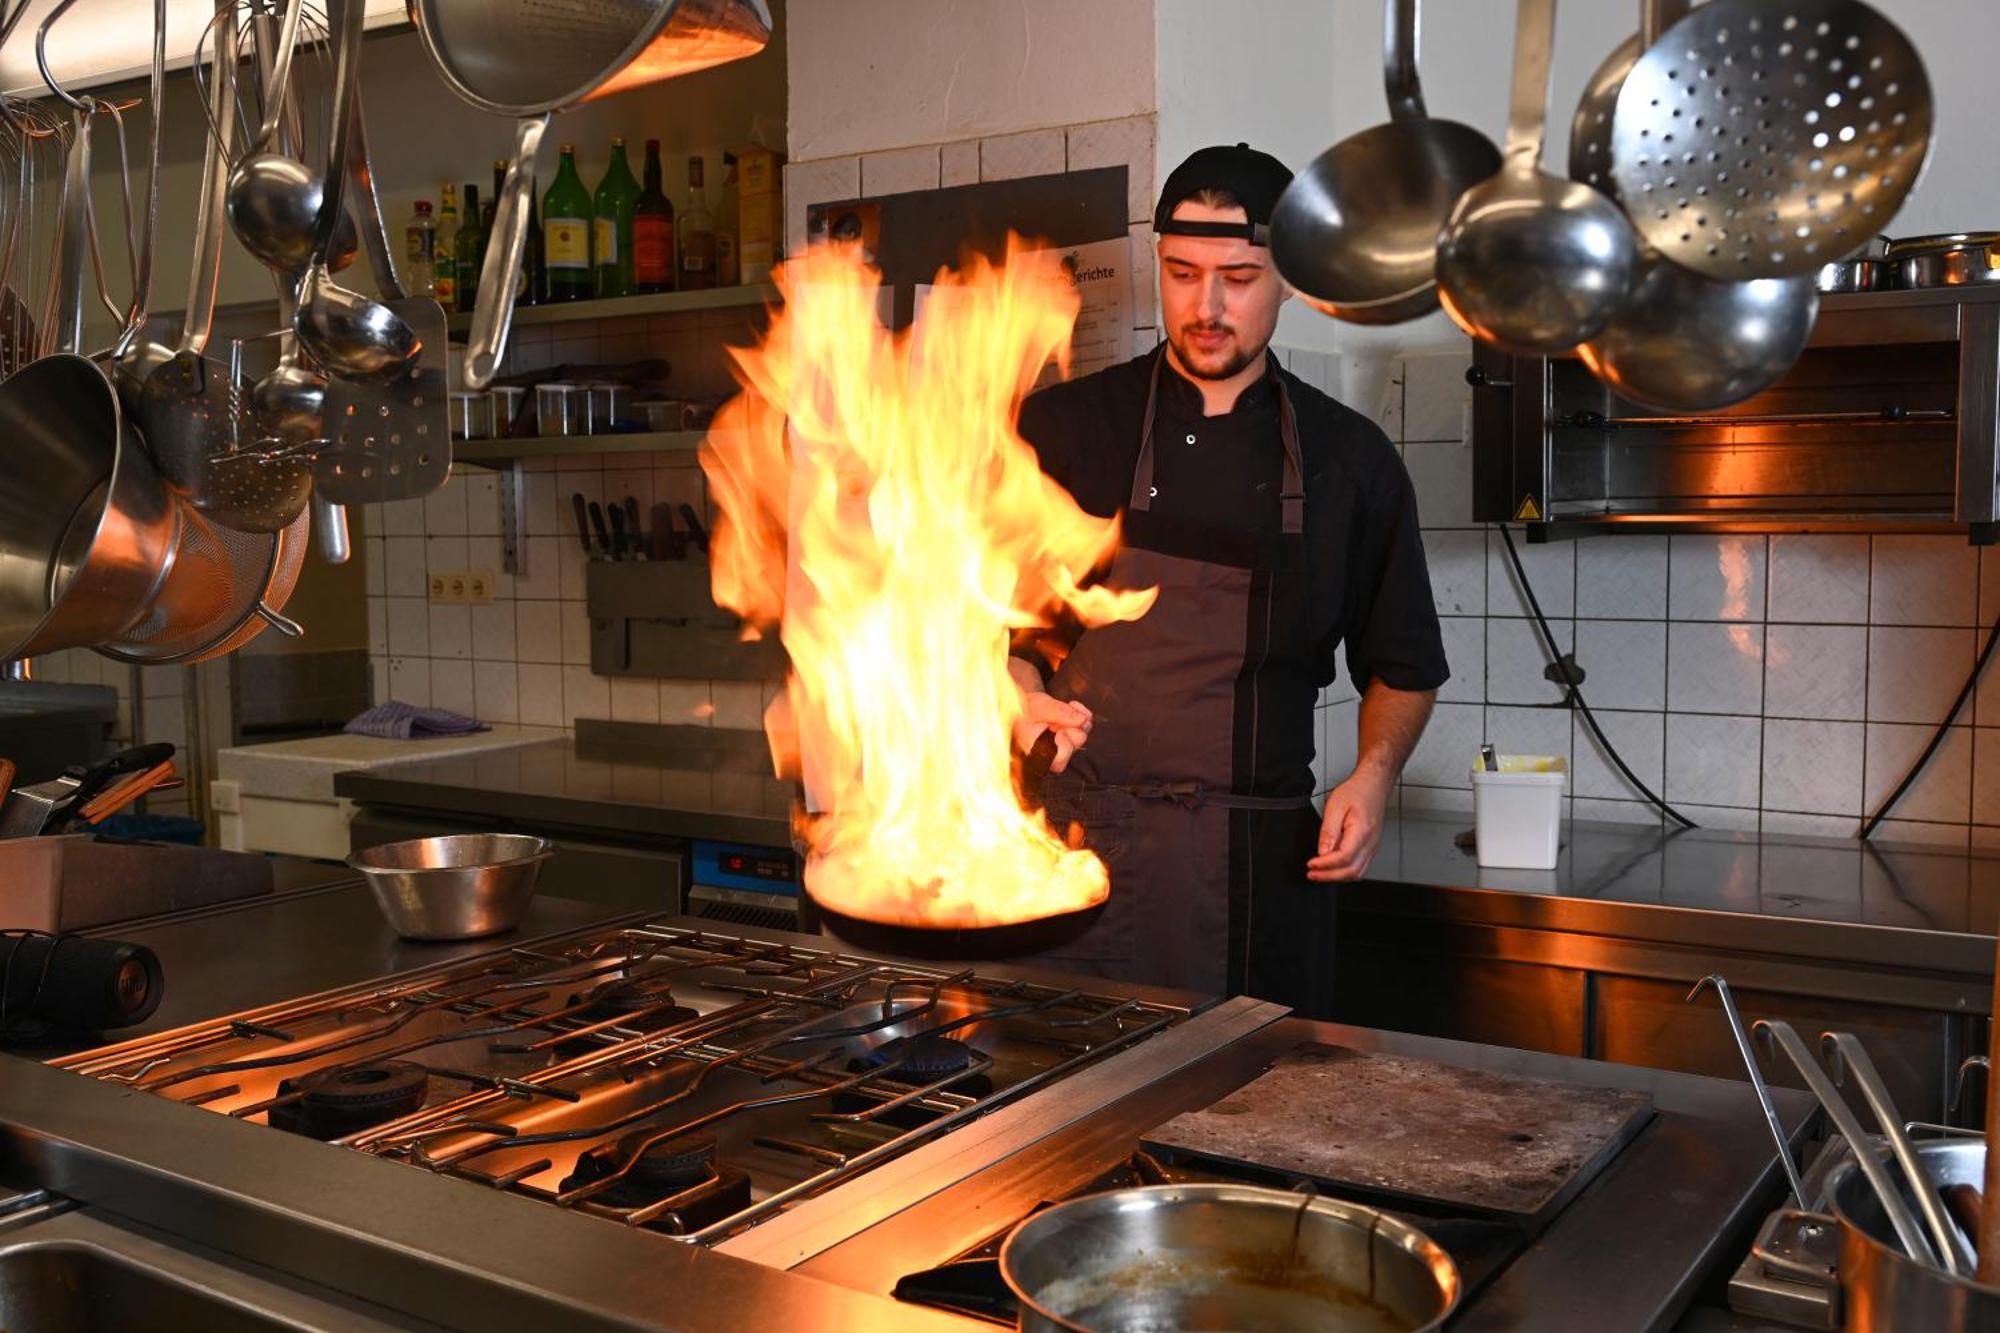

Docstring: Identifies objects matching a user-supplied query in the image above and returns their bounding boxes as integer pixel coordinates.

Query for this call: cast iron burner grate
[268,1061,431,1140]
[560,1131,752,1233]
[556,978,701,1057]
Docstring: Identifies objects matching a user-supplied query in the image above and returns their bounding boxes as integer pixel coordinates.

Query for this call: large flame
[701,241,1156,928]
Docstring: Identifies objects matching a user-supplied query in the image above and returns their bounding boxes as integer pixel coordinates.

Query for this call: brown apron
[1033,349,1334,1012]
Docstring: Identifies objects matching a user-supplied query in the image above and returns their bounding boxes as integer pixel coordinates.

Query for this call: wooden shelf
[453,431,707,465]
[444,283,777,334]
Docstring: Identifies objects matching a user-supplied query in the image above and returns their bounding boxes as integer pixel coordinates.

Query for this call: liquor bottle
[633,140,675,295]
[403,200,436,298]
[715,153,739,287]
[454,184,484,315]
[434,185,459,307]
[485,161,504,232]
[543,145,593,303]
[678,155,716,292]
[591,137,641,300]
[522,178,544,306]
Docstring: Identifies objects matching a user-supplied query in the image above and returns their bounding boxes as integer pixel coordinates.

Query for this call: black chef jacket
[1014,349,1449,797]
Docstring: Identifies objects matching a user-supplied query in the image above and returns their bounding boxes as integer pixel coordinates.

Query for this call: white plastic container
[1471,754,1567,869]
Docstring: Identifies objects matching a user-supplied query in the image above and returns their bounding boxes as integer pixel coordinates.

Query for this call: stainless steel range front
[54,921,1189,1246]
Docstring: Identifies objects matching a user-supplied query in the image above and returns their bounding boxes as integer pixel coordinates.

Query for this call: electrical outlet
[464,571,494,604]
[428,574,449,603]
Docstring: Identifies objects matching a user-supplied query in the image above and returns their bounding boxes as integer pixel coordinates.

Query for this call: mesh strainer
[97,498,306,665]
[1608,0,1933,279]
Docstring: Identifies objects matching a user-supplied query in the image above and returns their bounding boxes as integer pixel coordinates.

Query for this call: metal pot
[1887,234,2000,290]
[998,1183,1461,1332]
[1816,237,1893,294]
[1826,1137,2000,1331]
[348,833,553,940]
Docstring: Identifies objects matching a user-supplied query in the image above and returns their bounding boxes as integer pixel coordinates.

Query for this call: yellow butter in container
[1470,753,1567,869]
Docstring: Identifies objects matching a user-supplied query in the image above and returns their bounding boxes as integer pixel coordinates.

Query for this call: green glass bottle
[453,184,484,315]
[592,137,642,300]
[522,178,544,306]
[542,143,594,303]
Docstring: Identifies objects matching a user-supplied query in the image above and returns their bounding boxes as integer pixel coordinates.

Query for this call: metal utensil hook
[33,0,96,111]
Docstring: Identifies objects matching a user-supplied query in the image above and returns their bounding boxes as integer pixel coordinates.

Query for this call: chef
[1008,143,1448,1016]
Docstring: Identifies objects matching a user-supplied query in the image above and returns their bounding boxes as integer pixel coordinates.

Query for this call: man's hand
[1307,768,1392,882]
[1008,655,1091,774]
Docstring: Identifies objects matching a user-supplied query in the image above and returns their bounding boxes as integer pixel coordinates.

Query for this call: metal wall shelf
[454,431,706,466]
[444,284,777,334]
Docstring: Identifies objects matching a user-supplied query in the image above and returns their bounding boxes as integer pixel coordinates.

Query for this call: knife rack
[586,560,786,681]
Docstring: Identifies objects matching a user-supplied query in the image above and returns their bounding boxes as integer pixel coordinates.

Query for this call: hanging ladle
[224,0,357,277]
[292,0,417,382]
[1435,0,1637,354]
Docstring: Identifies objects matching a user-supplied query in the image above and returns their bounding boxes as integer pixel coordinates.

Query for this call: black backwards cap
[1152,143,1294,246]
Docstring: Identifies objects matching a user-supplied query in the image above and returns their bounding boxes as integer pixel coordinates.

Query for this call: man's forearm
[1351,680,1435,786]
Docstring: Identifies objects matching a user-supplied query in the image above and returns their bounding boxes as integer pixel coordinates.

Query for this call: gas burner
[269,1060,430,1140]
[841,1034,993,1129]
[870,1034,975,1077]
[556,978,701,1057]
[560,1131,751,1233]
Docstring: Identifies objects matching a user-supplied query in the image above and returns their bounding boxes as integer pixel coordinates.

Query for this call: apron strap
[1128,347,1307,537]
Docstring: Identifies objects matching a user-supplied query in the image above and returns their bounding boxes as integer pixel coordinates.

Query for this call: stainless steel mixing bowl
[348,833,553,940]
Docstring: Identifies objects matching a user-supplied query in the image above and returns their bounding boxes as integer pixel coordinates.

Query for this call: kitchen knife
[570,492,594,556]
[607,503,628,560]
[678,503,710,556]
[624,497,646,560]
[587,502,612,561]
[652,503,684,560]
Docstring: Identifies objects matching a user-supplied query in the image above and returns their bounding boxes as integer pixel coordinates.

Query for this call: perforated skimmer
[1608,0,1933,279]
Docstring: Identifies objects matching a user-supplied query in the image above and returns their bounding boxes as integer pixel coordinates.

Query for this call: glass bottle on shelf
[522,178,544,306]
[715,152,739,287]
[402,199,436,298]
[633,139,675,295]
[592,137,641,300]
[678,154,716,292]
[434,185,459,307]
[454,184,484,315]
[543,144,594,303]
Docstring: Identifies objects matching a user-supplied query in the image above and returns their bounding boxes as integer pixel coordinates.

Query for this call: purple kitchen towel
[343,701,488,741]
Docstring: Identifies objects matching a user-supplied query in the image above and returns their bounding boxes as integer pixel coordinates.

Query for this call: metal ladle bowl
[1270,0,1500,324]
[1579,248,1819,412]
[227,153,358,275]
[1437,0,1636,355]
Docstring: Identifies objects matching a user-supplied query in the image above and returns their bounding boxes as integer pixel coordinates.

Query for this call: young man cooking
[1008,144,1447,1016]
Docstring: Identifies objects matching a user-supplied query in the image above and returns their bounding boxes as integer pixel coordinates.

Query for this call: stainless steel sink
[0,1205,424,1331]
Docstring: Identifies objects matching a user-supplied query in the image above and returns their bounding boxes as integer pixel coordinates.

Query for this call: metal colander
[1608,0,1933,278]
[98,498,306,665]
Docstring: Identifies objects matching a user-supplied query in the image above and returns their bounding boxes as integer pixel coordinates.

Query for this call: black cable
[1499,524,1696,830]
[1860,604,2000,840]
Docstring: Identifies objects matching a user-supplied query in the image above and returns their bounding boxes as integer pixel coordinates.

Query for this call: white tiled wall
[22,651,199,820]
[1304,345,2000,850]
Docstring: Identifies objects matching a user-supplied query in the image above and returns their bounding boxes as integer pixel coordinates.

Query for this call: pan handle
[1382,0,1426,121]
[313,494,350,564]
[182,0,237,354]
[465,114,550,389]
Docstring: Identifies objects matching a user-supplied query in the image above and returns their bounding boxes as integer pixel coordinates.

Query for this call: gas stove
[55,920,1188,1245]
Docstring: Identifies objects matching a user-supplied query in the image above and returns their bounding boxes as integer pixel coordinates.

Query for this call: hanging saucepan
[999,1184,1462,1333]
[413,0,774,388]
[1269,0,1499,324]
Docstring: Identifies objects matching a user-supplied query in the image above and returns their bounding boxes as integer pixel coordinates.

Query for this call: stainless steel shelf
[443,283,777,334]
[453,431,706,465]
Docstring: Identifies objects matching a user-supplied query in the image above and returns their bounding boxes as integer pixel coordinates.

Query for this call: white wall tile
[1764,623,1867,721]
[1424,530,1486,616]
[1400,785,1474,816]
[431,661,476,718]
[660,679,713,726]
[385,597,430,657]
[426,536,469,575]
[473,661,519,725]
[980,128,1065,182]
[522,470,559,536]
[1573,710,1664,802]
[515,536,562,601]
[558,541,590,601]
[1982,547,2000,626]
[561,601,595,666]
[1871,535,1978,627]
[939,138,979,188]
[388,657,431,707]
[1320,698,1359,787]
[1575,536,1668,620]
[363,536,386,597]
[1669,535,1768,621]
[370,659,388,705]
[514,600,562,664]
[1128,224,1157,330]
[1488,530,1573,618]
[1873,819,1969,849]
[861,143,942,198]
[1761,719,1865,815]
[1767,535,1870,624]
[1066,116,1155,222]
[463,472,500,537]
[470,601,515,662]
[383,536,427,598]
[1404,439,1473,529]
[1435,617,1484,704]
[140,695,186,747]
[711,680,765,729]
[609,675,662,723]
[1402,353,1471,443]
[1667,622,1765,714]
[1975,729,2000,826]
[1678,803,1763,832]
[1487,617,1571,706]
[1573,797,1664,828]
[561,665,609,725]
[518,663,563,727]
[424,478,468,537]
[1868,626,1975,724]
[428,604,471,660]
[1761,812,1862,840]
[1486,705,1573,770]
[367,596,388,657]
[1865,722,1972,825]
[783,157,860,254]
[379,497,425,537]
[1401,701,1482,788]
[1667,714,1763,808]
[1574,620,1666,711]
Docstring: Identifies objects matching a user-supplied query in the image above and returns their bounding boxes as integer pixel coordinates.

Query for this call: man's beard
[1169,323,1262,381]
